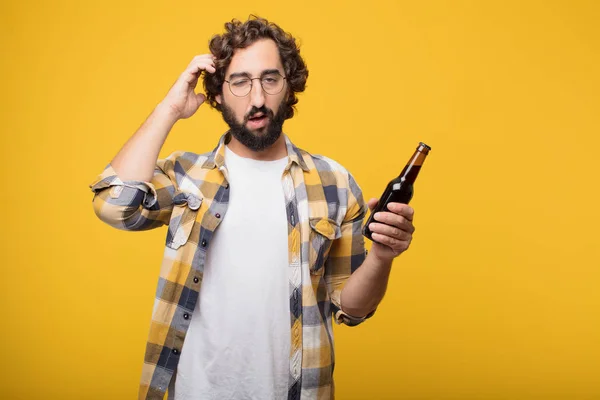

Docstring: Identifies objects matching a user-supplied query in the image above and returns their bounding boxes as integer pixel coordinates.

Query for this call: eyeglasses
[224,72,287,97]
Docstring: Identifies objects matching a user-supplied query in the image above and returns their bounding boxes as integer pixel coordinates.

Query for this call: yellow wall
[1,1,599,399]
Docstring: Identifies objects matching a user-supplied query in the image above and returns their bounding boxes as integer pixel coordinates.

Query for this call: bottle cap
[418,142,432,153]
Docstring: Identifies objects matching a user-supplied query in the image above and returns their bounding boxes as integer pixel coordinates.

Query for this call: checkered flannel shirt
[89,132,373,400]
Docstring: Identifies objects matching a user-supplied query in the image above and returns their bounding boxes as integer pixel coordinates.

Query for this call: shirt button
[187,196,201,210]
[193,277,199,283]
[201,239,207,247]
[172,349,179,355]
[183,313,189,320]
[215,213,221,218]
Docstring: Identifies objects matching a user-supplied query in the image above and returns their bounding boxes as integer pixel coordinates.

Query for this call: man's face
[216,39,289,151]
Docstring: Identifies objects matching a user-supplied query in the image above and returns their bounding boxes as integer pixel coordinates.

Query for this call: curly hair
[203,16,309,120]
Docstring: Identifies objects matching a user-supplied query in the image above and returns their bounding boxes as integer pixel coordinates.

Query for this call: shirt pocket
[166,192,202,250]
[309,217,341,276]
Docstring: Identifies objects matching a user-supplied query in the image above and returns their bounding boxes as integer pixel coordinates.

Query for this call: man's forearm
[111,103,178,182]
[339,252,394,318]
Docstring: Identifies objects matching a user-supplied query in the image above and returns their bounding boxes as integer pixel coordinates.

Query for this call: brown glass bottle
[363,142,431,242]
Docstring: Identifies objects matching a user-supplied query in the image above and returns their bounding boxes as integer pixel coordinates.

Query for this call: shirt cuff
[331,282,376,326]
[333,306,376,326]
[89,164,159,208]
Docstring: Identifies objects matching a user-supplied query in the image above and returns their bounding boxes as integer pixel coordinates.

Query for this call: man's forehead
[226,39,283,76]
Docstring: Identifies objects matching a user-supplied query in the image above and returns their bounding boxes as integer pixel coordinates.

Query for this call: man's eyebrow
[261,69,281,76]
[227,69,282,79]
[228,71,251,80]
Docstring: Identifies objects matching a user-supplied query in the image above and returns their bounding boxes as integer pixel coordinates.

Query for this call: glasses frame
[223,72,287,97]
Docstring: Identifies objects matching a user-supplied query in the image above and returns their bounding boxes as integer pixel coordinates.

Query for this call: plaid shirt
[89,133,372,400]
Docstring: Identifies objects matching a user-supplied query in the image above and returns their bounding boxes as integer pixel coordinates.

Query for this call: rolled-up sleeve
[89,157,177,231]
[325,172,374,326]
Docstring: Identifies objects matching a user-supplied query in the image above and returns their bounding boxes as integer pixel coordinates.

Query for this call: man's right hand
[158,54,217,121]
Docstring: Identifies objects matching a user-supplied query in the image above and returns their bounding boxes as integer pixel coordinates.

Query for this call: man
[90,16,416,400]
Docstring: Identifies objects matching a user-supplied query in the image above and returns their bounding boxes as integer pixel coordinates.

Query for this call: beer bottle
[363,142,431,242]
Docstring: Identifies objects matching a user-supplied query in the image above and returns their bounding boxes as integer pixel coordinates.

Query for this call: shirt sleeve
[88,155,179,231]
[324,172,375,326]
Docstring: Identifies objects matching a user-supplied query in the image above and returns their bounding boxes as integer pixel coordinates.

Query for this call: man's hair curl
[203,16,308,120]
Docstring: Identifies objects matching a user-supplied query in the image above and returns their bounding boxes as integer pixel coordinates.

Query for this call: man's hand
[339,199,416,317]
[366,198,415,262]
[158,54,217,121]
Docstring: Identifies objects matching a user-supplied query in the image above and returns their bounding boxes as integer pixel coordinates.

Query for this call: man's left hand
[366,198,415,262]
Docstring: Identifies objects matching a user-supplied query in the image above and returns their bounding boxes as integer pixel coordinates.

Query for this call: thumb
[196,93,206,104]
[367,197,379,211]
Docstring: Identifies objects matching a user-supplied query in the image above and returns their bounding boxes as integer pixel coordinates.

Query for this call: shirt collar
[202,131,310,172]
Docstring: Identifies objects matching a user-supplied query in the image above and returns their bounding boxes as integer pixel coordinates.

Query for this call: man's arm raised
[90,54,216,230]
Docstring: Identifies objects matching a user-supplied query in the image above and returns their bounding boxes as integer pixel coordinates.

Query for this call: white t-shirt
[174,145,291,400]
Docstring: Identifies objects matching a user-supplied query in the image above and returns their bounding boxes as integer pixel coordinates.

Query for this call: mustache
[244,106,274,122]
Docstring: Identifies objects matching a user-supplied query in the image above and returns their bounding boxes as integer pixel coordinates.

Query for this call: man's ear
[216,94,222,105]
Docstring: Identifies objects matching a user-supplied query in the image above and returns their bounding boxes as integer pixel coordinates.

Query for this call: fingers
[182,54,217,84]
[386,202,414,221]
[196,93,206,103]
[368,203,416,258]
[371,209,415,233]
[368,222,412,241]
[367,197,379,211]
[371,232,410,254]
[187,54,216,69]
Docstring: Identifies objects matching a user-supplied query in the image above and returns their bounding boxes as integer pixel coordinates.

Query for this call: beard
[220,102,287,152]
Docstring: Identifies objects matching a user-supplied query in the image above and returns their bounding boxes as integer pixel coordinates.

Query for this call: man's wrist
[154,102,180,127]
[367,248,394,271]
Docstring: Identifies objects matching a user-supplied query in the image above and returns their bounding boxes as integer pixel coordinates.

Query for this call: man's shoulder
[299,150,358,186]
[299,149,366,221]
[299,148,349,174]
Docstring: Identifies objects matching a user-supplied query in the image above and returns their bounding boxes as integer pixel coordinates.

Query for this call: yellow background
[1,1,599,399]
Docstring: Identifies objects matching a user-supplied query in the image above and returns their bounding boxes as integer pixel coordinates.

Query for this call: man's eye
[263,78,276,83]
[232,80,250,87]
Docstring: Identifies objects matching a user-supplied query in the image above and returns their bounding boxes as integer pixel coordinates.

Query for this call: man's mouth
[246,113,269,129]
[248,112,265,120]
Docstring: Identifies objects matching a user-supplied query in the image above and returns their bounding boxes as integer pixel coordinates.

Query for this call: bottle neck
[399,149,428,184]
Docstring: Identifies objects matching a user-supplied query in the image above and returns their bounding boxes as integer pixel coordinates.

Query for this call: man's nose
[249,79,266,109]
